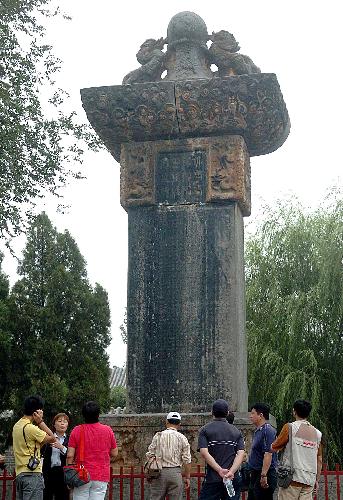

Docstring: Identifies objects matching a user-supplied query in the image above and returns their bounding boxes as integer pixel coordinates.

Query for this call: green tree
[8,213,111,423]
[246,193,343,465]
[0,253,11,412]
[0,0,101,238]
[110,386,126,409]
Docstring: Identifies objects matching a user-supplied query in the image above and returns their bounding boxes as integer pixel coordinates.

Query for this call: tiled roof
[109,365,126,388]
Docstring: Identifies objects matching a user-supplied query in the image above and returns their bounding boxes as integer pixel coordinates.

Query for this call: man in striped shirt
[146,411,192,500]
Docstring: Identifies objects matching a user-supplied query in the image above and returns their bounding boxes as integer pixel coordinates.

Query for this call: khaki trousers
[278,484,314,500]
[149,467,183,500]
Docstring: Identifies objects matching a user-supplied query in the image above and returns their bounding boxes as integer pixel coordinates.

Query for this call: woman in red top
[67,402,118,500]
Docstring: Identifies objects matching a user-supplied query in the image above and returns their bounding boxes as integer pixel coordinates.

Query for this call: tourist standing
[271,399,322,500]
[66,401,118,500]
[247,403,277,499]
[146,411,191,500]
[42,413,70,500]
[198,399,245,500]
[12,395,56,500]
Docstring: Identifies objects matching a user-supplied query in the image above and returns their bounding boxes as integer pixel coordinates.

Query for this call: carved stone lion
[209,30,261,76]
[122,38,166,84]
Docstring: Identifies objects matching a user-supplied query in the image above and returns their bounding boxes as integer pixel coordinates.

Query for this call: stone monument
[81,11,289,465]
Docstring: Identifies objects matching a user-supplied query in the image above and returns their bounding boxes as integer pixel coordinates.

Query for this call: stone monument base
[100,412,258,466]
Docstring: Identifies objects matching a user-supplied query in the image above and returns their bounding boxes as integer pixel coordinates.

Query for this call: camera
[27,456,40,471]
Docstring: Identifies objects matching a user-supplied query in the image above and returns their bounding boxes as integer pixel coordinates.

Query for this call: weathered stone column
[81,11,290,466]
[122,135,250,413]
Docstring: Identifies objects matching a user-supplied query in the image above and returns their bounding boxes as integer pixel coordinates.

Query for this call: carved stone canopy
[81,73,290,161]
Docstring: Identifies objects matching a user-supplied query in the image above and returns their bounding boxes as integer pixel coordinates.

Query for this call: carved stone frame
[120,135,250,216]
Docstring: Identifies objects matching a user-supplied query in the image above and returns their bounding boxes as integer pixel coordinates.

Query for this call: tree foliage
[0,254,11,410]
[246,192,343,465]
[0,0,101,238]
[4,213,111,428]
[110,386,126,409]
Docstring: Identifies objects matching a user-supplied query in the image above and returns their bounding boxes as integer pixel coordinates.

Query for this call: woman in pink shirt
[67,401,118,500]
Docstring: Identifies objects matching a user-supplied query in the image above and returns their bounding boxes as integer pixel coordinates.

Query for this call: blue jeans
[199,472,242,500]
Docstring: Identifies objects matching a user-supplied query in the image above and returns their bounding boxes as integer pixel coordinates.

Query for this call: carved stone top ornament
[81,11,290,160]
[121,11,261,83]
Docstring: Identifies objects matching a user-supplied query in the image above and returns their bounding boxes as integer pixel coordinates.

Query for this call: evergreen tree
[246,192,343,465]
[8,213,111,423]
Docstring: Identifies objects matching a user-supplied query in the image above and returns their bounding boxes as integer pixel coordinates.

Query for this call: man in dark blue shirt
[198,399,245,500]
[247,403,277,499]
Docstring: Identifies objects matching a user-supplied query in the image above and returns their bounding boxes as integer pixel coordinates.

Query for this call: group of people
[146,398,322,500]
[3,395,322,500]
[11,396,117,500]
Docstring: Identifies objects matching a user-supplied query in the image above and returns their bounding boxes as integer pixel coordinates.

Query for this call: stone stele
[81,10,289,468]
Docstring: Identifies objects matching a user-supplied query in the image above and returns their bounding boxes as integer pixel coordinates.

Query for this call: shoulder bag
[144,432,162,481]
[277,423,294,488]
[64,425,90,488]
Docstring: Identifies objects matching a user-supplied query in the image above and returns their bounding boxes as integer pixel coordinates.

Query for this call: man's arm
[32,411,56,445]
[260,452,273,488]
[146,434,158,458]
[315,444,323,490]
[66,447,75,465]
[183,462,191,490]
[271,424,289,452]
[226,450,245,479]
[110,448,118,462]
[200,448,228,479]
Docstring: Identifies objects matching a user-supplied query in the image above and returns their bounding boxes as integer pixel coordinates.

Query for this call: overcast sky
[2,0,342,368]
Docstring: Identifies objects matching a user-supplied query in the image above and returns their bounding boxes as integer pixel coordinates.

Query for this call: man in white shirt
[146,411,192,500]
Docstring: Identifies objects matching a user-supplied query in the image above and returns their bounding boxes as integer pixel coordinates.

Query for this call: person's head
[212,399,229,418]
[166,411,181,428]
[250,403,270,426]
[226,411,235,424]
[82,401,100,423]
[52,413,70,435]
[293,400,312,419]
[23,395,44,416]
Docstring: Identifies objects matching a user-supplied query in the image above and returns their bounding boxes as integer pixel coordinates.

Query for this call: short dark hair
[293,399,312,419]
[167,418,181,425]
[212,399,229,418]
[251,402,270,420]
[82,401,100,423]
[226,411,235,424]
[23,395,44,416]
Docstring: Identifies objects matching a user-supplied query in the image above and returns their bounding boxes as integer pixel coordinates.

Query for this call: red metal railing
[1,465,342,499]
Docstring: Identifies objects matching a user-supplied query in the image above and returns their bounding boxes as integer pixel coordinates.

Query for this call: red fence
[1,464,342,499]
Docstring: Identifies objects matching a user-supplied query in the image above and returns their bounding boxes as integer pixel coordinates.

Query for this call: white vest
[283,420,321,486]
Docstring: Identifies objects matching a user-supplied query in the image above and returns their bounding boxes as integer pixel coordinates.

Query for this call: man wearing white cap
[146,411,192,500]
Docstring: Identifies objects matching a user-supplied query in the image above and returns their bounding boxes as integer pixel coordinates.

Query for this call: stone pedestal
[101,412,257,466]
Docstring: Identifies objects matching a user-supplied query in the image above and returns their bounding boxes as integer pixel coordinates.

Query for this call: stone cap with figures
[80,11,290,161]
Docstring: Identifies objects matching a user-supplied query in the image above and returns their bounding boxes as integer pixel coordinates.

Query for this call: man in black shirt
[198,399,245,500]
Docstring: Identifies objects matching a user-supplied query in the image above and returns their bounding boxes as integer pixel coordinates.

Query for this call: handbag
[277,423,294,488]
[144,432,162,481]
[64,425,90,488]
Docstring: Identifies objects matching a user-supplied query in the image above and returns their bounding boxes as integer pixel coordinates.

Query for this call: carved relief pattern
[121,143,154,207]
[175,74,290,156]
[81,82,178,162]
[208,136,251,216]
[81,74,289,162]
[121,136,250,215]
